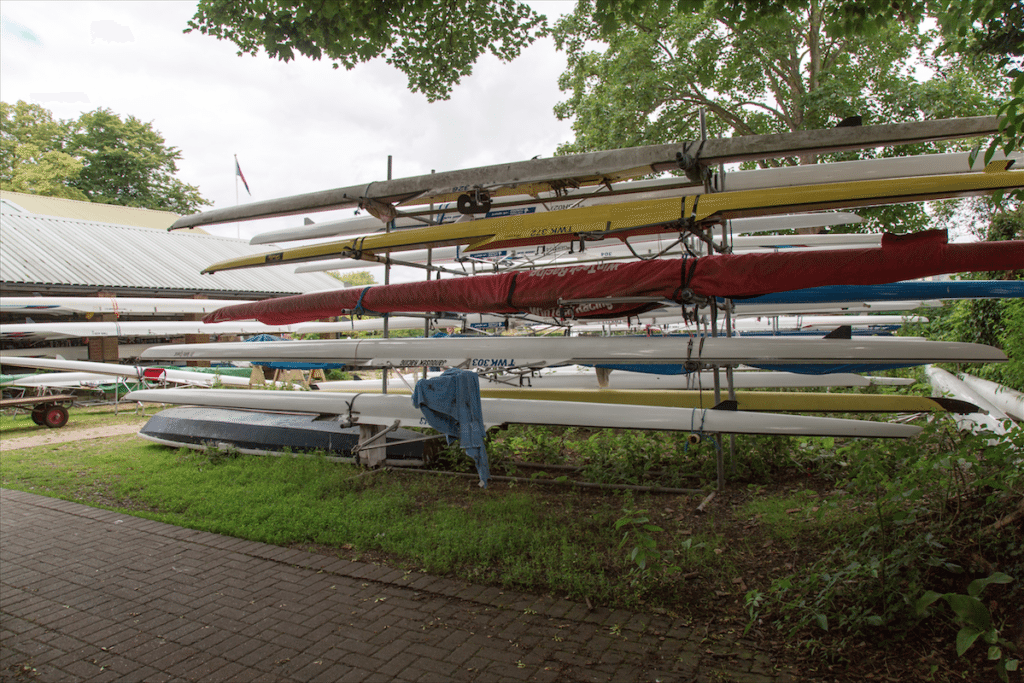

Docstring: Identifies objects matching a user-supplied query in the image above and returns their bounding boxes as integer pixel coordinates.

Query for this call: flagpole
[234,154,240,239]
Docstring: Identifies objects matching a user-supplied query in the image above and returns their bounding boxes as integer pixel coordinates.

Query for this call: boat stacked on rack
[118,116,1023,457]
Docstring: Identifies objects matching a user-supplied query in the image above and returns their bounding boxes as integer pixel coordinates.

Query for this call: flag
[235,158,251,196]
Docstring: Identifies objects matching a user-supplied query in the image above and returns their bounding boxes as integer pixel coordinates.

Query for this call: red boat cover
[204,230,1024,325]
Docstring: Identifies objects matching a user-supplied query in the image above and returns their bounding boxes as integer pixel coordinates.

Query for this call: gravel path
[0,422,143,451]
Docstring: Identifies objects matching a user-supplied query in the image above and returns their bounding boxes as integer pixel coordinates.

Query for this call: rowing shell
[925,366,1014,437]
[1,371,135,389]
[201,166,1023,273]
[320,370,913,391]
[201,230,1024,324]
[171,116,998,230]
[294,219,878,274]
[316,386,976,414]
[254,150,1017,246]
[478,369,913,390]
[0,296,255,317]
[956,372,1024,421]
[139,335,1007,369]
[123,388,921,439]
[0,356,257,388]
[734,280,1024,306]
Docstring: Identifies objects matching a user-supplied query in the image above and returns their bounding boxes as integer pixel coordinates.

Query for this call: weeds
[488,424,574,465]
[3,405,1020,680]
[615,507,663,572]
[744,418,1024,679]
[916,572,1019,682]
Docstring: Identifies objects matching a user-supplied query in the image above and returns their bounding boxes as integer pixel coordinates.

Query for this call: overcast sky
[0,0,578,273]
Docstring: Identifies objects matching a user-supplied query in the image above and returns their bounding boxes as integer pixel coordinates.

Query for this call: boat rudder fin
[985,159,1015,173]
[824,325,853,340]
[712,400,739,411]
[932,397,984,414]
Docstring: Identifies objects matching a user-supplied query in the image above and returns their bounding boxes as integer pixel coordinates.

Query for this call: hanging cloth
[411,368,490,487]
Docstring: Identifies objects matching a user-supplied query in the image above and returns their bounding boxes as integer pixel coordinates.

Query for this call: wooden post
[359,424,387,468]
[249,364,266,387]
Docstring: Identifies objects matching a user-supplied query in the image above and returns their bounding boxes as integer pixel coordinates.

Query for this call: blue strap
[352,286,378,317]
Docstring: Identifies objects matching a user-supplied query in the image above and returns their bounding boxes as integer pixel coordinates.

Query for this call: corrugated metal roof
[0,209,345,297]
[0,190,205,232]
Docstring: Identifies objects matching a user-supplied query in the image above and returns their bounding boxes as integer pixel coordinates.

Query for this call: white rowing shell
[139,336,1007,369]
[124,388,921,439]
[956,372,1024,421]
[0,356,253,388]
[925,366,1013,436]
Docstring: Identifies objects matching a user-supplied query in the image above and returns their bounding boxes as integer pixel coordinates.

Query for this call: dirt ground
[0,422,142,451]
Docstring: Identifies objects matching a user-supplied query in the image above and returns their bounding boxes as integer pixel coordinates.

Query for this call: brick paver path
[1,489,797,682]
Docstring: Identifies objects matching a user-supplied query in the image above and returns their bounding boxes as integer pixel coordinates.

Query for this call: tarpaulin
[411,368,489,487]
[204,230,1024,324]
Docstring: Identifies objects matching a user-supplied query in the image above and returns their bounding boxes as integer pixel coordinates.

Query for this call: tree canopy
[0,101,209,214]
[0,101,87,201]
[589,0,1021,161]
[186,0,548,102]
[330,270,376,286]
[554,0,1003,152]
[183,0,1018,155]
[551,0,1007,231]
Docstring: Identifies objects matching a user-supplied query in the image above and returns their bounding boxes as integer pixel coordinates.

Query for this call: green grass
[0,403,159,436]
[0,421,629,603]
[4,387,1020,683]
[738,487,866,543]
[2,406,1020,681]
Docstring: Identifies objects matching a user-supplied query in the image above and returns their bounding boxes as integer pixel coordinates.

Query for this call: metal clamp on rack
[457,189,492,214]
[676,139,708,184]
[674,288,708,307]
[683,335,707,373]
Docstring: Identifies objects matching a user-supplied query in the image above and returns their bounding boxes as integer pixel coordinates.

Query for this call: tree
[0,101,86,200]
[934,0,1022,164]
[0,101,210,214]
[329,270,376,286]
[589,0,1021,160]
[63,108,209,214]
[555,1,1001,152]
[186,0,548,102]
[552,0,1005,232]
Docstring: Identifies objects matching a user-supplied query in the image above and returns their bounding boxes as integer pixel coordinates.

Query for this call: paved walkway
[0,489,797,682]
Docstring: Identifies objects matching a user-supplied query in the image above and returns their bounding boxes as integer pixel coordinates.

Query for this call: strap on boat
[676,139,706,183]
[672,257,699,303]
[352,286,379,317]
[344,393,362,427]
[505,273,519,309]
[358,189,399,223]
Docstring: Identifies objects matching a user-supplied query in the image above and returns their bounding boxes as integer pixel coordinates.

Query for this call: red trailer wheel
[31,406,48,425]
[44,405,69,428]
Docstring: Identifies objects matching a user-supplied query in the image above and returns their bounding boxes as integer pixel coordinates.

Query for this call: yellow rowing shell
[203,167,1023,273]
[329,387,976,413]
